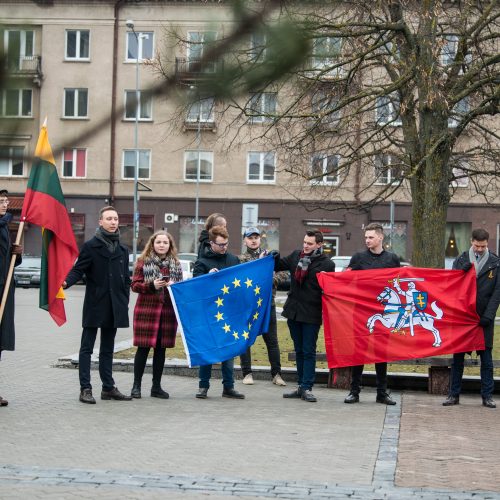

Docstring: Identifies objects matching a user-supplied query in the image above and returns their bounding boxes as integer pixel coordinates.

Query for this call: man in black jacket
[194,225,245,400]
[64,206,132,404]
[443,228,500,409]
[344,223,400,405]
[277,230,335,402]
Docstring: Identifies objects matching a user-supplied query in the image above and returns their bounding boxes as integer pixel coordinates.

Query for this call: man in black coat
[0,189,22,407]
[443,228,500,409]
[64,206,132,404]
[344,223,400,406]
[276,230,336,402]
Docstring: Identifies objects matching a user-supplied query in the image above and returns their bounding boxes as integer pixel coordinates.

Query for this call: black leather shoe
[376,392,396,405]
[283,387,303,399]
[79,388,96,404]
[131,382,141,399]
[482,397,496,408]
[344,392,359,404]
[151,386,170,399]
[301,390,317,402]
[442,395,459,406]
[196,388,208,399]
[101,387,132,401]
[222,388,245,399]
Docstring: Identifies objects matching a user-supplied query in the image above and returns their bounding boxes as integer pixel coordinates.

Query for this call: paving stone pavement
[1,288,499,499]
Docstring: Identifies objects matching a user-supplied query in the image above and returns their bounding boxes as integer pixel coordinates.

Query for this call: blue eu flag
[169,256,274,367]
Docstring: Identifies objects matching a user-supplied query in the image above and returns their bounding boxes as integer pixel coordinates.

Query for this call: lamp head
[126,19,135,29]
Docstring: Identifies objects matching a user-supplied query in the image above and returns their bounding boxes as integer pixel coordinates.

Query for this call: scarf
[95,227,120,254]
[469,246,489,276]
[294,247,323,285]
[0,213,12,249]
[142,253,182,284]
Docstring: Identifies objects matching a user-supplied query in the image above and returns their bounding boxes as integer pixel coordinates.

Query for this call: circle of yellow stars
[213,276,264,341]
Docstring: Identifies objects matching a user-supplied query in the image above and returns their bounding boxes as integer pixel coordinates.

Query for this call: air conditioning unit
[164,213,175,224]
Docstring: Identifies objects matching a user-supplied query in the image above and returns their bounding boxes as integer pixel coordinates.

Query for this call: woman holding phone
[130,231,183,399]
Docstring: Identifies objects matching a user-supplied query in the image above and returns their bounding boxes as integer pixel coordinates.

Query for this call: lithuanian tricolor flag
[21,121,79,326]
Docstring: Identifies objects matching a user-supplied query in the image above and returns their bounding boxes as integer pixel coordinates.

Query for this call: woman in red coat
[131,231,183,399]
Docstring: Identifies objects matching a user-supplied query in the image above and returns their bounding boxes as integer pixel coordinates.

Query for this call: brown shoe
[79,388,96,404]
[0,396,8,407]
[101,387,132,401]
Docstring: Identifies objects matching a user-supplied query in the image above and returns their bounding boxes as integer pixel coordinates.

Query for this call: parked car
[129,254,140,277]
[179,259,194,281]
[14,256,41,288]
[177,252,197,263]
[331,256,352,272]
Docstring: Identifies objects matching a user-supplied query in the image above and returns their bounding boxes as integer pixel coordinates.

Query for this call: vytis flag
[21,121,79,326]
[169,256,274,367]
[318,267,484,368]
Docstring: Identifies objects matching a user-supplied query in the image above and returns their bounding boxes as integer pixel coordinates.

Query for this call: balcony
[6,56,43,86]
[175,57,223,82]
[183,119,216,132]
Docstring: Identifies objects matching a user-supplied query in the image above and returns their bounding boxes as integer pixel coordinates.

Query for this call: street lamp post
[190,87,202,247]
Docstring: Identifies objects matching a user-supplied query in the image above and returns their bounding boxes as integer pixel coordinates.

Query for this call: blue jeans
[287,319,320,391]
[199,358,234,390]
[449,348,494,399]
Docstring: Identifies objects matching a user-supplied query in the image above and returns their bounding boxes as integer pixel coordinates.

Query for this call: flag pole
[0,221,25,323]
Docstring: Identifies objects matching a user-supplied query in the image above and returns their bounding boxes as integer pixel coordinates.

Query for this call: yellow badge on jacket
[488,270,494,279]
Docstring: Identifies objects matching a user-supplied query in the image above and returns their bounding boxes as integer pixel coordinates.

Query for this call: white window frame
[441,35,458,66]
[250,32,267,62]
[311,36,343,77]
[311,91,340,127]
[448,97,469,128]
[450,164,469,188]
[4,30,34,70]
[247,151,276,184]
[0,146,24,177]
[122,149,151,180]
[186,97,215,123]
[0,89,32,117]
[126,31,153,62]
[64,88,88,118]
[124,90,152,121]
[61,148,87,179]
[184,150,214,182]
[376,94,402,126]
[310,154,340,185]
[248,93,277,123]
[187,31,217,72]
[65,29,90,61]
[375,154,402,185]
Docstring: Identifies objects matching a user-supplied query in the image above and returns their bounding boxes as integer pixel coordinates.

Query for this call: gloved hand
[479,316,492,327]
[462,262,473,272]
[269,250,279,259]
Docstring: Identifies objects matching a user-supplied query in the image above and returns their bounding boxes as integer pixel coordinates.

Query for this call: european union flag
[169,256,274,367]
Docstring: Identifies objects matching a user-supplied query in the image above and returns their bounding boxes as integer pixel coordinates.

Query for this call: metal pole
[389,200,395,250]
[194,109,201,247]
[132,28,140,264]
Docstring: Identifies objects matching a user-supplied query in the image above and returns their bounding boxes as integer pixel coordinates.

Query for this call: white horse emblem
[366,279,443,347]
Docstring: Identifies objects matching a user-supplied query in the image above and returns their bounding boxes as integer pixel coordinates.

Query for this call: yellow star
[244,278,253,288]
[254,285,261,295]
[257,298,263,307]
[221,284,230,295]
[253,311,259,321]
[223,323,231,333]
[215,297,224,307]
[248,322,252,330]
[232,331,239,339]
[215,311,224,321]
[232,278,241,288]
[242,331,249,340]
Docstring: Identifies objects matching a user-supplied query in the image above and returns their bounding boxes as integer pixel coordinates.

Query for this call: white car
[331,256,352,272]
[179,259,194,280]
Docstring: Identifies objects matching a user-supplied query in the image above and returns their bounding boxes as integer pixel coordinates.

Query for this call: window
[247,152,276,183]
[65,30,90,60]
[250,32,267,62]
[124,90,152,120]
[248,93,277,123]
[184,151,214,181]
[450,164,469,188]
[311,90,340,127]
[187,31,217,72]
[5,30,34,70]
[311,36,342,77]
[187,97,214,123]
[62,149,86,178]
[311,154,339,185]
[123,149,151,180]
[126,31,153,62]
[0,89,32,117]
[64,88,88,118]
[448,97,469,128]
[441,35,458,66]
[376,93,402,125]
[0,146,24,176]
[375,154,402,185]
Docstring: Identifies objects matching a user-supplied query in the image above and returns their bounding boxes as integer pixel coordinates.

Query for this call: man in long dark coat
[64,206,132,404]
[0,189,22,407]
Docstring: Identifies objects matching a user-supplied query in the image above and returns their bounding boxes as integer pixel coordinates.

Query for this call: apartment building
[1,0,499,261]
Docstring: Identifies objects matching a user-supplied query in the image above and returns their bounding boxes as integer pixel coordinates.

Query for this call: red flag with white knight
[317,267,484,368]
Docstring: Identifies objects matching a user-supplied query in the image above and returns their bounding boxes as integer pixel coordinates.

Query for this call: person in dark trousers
[64,206,132,404]
[194,225,245,400]
[0,189,22,407]
[344,223,400,406]
[131,231,183,400]
[443,228,500,409]
[238,227,287,387]
[276,230,335,402]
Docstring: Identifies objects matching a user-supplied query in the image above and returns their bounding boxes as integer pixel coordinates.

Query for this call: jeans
[287,319,320,391]
[350,363,388,396]
[240,308,281,377]
[449,348,494,399]
[199,357,235,390]
[79,327,117,392]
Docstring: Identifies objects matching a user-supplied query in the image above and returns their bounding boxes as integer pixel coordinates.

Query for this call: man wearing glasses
[0,190,22,407]
[193,225,245,399]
